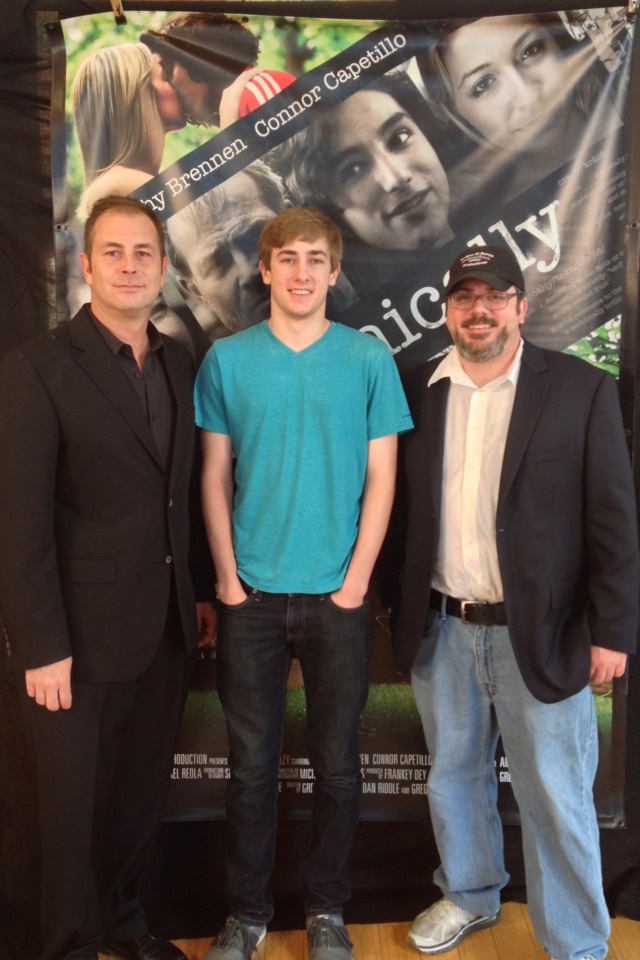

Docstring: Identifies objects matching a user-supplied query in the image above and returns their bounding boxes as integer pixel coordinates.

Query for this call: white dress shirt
[429,341,523,602]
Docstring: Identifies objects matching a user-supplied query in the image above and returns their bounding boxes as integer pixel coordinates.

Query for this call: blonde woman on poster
[71,43,185,219]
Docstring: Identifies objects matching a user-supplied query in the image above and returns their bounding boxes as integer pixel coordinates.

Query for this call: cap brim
[444,269,513,297]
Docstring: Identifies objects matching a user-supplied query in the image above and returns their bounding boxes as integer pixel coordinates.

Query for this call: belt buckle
[460,600,475,624]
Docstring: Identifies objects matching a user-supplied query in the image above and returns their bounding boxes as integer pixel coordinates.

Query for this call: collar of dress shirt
[428,338,524,390]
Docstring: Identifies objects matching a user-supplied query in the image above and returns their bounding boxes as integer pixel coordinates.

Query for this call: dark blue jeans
[216,587,370,925]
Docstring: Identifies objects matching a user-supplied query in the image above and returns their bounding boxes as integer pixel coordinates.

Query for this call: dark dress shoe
[101,933,187,960]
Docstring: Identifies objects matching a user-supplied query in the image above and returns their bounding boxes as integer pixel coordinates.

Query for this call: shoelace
[217,919,259,951]
[307,917,353,950]
[424,898,467,923]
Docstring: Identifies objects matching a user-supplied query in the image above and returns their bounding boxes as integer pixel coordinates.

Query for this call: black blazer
[391,340,639,703]
[0,306,208,681]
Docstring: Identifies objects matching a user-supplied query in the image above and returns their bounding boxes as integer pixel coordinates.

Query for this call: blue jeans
[411,612,609,960]
[216,588,370,925]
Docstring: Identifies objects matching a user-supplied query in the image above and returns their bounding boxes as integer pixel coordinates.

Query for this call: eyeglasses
[447,291,521,311]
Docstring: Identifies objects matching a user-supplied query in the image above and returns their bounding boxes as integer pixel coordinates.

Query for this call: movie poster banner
[59,8,633,821]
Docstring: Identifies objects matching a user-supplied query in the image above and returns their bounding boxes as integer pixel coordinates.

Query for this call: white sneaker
[408,897,500,954]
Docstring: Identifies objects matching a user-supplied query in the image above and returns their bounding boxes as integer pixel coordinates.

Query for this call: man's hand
[216,576,248,607]
[329,583,366,610]
[197,601,218,648]
[590,646,627,684]
[25,656,73,711]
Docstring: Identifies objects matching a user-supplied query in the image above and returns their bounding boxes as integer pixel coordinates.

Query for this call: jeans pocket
[219,580,262,610]
[219,589,261,610]
[326,594,369,613]
[219,595,252,610]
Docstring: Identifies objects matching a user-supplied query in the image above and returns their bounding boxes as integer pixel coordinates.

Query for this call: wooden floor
[153,903,640,959]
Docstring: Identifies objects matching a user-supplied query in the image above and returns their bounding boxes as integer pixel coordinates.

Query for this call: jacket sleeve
[584,371,639,652]
[0,349,72,669]
[188,427,216,602]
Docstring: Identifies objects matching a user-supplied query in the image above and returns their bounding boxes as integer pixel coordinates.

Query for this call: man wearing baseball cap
[388,244,638,960]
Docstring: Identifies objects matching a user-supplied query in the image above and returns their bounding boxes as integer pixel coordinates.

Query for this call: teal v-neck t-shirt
[195,321,412,593]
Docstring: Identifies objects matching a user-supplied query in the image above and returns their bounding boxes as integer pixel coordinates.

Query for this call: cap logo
[459,252,496,269]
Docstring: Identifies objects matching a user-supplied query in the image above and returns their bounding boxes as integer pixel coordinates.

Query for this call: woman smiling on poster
[271,71,454,291]
[417,12,625,213]
[71,43,185,219]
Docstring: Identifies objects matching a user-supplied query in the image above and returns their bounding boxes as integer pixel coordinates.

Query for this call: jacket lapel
[161,337,194,488]
[425,375,448,512]
[498,340,550,506]
[403,360,449,515]
[68,308,165,471]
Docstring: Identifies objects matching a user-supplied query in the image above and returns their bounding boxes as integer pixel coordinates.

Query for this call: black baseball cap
[444,245,525,296]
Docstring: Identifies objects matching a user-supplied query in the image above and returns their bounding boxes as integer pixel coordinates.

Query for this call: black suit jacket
[0,306,208,681]
[391,340,639,702]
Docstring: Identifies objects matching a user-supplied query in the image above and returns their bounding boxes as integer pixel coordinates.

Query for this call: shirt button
[164,555,173,565]
[168,499,173,508]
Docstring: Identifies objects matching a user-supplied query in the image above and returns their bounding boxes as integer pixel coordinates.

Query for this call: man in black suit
[0,196,215,960]
[390,245,638,960]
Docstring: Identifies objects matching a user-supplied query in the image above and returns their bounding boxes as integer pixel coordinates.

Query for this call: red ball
[239,70,297,116]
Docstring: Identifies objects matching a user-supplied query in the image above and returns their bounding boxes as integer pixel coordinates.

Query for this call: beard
[175,89,219,127]
[453,321,510,363]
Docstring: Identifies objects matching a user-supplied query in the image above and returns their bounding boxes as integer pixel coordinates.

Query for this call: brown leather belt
[430,589,507,626]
